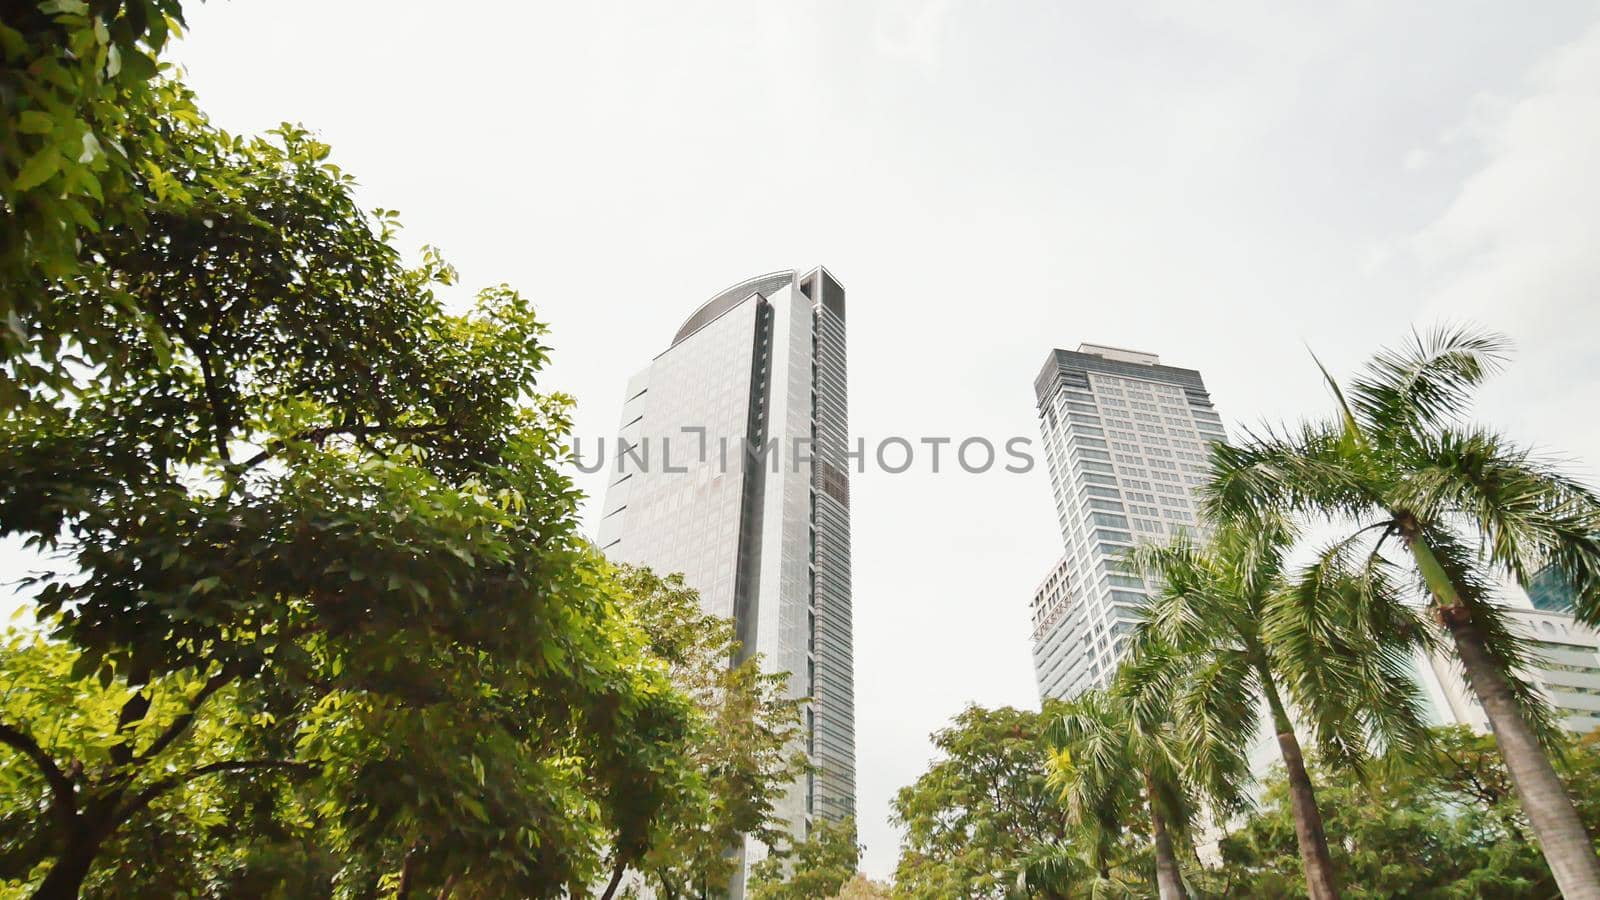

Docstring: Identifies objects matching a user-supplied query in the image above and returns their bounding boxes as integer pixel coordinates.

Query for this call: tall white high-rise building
[1030,344,1227,700]
[597,268,854,895]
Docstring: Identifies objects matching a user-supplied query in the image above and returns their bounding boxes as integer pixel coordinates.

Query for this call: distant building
[1029,556,1083,699]
[597,268,855,896]
[1421,592,1600,735]
[1029,344,1227,700]
[1526,564,1578,613]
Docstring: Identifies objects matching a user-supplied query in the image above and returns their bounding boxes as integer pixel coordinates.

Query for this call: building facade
[596,268,855,892]
[1419,585,1600,735]
[1030,555,1082,699]
[1030,344,1227,700]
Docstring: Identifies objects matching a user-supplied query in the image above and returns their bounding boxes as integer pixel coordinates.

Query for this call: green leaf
[18,110,55,135]
[119,48,158,81]
[1309,347,1365,449]
[12,147,62,192]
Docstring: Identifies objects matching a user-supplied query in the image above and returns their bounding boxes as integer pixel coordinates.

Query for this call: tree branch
[194,349,235,464]
[397,841,421,898]
[132,667,240,765]
[116,758,313,826]
[0,721,77,826]
[233,420,455,472]
[142,287,235,465]
[109,690,152,766]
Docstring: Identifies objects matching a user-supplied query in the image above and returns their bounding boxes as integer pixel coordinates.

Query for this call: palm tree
[1204,326,1600,898]
[1127,518,1432,900]
[1014,840,1097,900]
[1045,679,1197,900]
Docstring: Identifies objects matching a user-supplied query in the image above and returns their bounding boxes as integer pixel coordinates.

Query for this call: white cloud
[1414,24,1600,292]
[872,0,960,73]
[1412,21,1600,478]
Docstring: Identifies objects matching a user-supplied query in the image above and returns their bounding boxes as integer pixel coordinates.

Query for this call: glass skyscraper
[597,268,855,893]
[1527,563,1579,613]
[1029,344,1227,700]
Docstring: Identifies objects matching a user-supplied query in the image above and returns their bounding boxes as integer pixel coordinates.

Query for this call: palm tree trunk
[1452,626,1600,898]
[1406,535,1600,900]
[1445,606,1600,898]
[1261,673,1341,900]
[1144,771,1188,900]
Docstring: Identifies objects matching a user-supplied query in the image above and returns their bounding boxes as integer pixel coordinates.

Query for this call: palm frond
[1046,690,1137,828]
[1015,840,1091,898]
[1125,539,1217,649]
[1203,419,1378,526]
[1277,535,1438,765]
[1174,647,1259,815]
[1144,743,1198,836]
[1544,531,1600,628]
[1215,511,1297,604]
[1392,426,1600,618]
[1112,636,1185,735]
[1113,639,1210,838]
[1348,324,1510,438]
[1309,346,1366,449]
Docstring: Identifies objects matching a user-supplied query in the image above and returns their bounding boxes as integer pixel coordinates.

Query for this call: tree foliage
[0,632,338,897]
[1204,325,1600,895]
[608,567,809,900]
[0,21,711,896]
[890,704,1113,899]
[1045,678,1198,900]
[2,0,185,345]
[832,872,893,899]
[748,818,860,900]
[1214,727,1600,898]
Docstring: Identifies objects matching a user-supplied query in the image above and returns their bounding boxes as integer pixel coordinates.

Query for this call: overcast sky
[8,0,1598,880]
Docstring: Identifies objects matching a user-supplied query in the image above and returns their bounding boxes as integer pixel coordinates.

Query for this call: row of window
[1544,661,1600,676]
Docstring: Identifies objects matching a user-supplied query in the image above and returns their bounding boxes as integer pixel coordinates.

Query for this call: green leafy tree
[748,818,860,900]
[616,567,809,900]
[2,0,185,349]
[1126,517,1433,900]
[0,631,324,898]
[1215,726,1600,897]
[832,872,893,899]
[0,78,692,897]
[1205,326,1600,897]
[890,704,1091,899]
[0,593,689,900]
